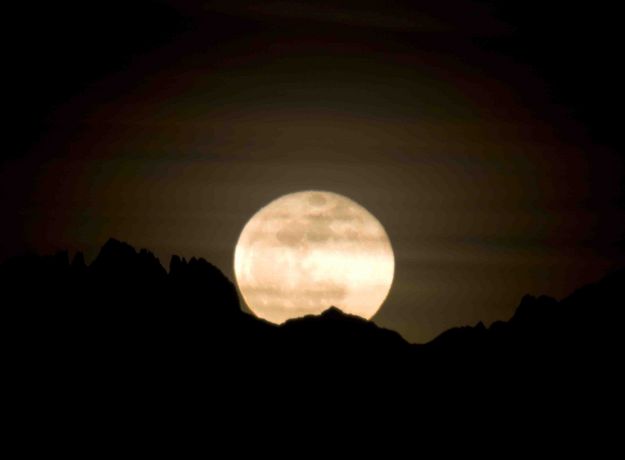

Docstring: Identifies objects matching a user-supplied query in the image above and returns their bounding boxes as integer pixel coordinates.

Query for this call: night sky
[3,1,624,342]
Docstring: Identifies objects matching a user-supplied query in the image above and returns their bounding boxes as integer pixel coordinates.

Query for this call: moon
[234,191,395,323]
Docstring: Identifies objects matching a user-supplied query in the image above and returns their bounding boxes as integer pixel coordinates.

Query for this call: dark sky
[3,0,624,342]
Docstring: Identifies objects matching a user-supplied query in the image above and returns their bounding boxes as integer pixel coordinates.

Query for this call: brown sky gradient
[3,1,624,342]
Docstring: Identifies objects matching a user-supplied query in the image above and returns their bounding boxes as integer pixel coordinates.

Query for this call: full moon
[234,191,395,323]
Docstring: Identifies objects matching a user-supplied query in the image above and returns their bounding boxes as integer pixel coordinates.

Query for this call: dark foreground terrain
[3,239,623,445]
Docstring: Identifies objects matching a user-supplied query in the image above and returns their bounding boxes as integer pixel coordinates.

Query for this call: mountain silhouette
[2,238,622,434]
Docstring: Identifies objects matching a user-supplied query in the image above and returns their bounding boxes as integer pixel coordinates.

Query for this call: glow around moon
[234,191,395,323]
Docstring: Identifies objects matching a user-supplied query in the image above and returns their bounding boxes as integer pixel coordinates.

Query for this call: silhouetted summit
[169,254,240,317]
[91,238,167,283]
[280,306,409,359]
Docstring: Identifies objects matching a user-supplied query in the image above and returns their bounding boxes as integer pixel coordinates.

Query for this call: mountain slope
[2,239,622,400]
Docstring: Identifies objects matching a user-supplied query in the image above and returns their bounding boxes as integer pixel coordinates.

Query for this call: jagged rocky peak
[90,238,167,279]
[169,254,186,275]
[170,254,230,281]
[511,294,558,324]
[96,238,136,260]
[168,253,241,312]
[318,306,363,322]
[321,306,346,317]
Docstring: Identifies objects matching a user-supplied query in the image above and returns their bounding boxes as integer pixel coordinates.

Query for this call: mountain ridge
[2,237,623,346]
[2,238,622,405]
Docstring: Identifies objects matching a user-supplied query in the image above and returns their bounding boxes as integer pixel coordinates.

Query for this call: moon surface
[234,191,395,323]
